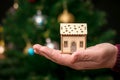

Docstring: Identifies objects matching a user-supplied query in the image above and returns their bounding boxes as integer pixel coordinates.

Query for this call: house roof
[60,23,87,35]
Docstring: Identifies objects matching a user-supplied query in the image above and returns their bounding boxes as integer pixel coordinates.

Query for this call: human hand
[33,43,118,70]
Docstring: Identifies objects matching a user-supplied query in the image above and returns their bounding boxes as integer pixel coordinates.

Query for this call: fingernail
[34,49,39,55]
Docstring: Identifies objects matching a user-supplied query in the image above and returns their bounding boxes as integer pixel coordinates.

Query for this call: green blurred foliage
[0,0,116,80]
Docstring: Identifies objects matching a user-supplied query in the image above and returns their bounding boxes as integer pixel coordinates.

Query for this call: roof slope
[60,23,87,35]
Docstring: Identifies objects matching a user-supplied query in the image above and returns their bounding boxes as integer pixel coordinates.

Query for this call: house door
[71,41,77,53]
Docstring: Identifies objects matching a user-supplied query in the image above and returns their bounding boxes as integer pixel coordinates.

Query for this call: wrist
[112,44,120,72]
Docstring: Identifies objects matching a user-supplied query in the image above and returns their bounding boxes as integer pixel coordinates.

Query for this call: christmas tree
[0,0,116,80]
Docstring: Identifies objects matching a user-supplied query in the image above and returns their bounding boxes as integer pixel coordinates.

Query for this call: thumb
[72,49,93,63]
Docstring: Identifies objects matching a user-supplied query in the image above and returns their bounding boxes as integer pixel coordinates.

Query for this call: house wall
[61,35,86,53]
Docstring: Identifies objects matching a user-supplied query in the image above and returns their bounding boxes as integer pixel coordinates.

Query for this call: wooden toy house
[60,23,87,54]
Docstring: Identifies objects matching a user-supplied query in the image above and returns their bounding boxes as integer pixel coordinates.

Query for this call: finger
[33,44,52,59]
[33,44,43,55]
[40,46,74,65]
[33,44,73,66]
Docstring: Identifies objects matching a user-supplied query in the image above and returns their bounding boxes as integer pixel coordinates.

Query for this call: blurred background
[0,0,120,80]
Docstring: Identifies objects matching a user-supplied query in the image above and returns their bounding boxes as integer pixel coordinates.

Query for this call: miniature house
[60,23,87,54]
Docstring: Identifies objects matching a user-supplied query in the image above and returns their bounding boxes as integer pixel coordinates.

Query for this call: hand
[33,43,118,70]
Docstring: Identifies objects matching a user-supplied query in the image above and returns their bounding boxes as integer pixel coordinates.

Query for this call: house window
[64,41,68,47]
[80,41,83,47]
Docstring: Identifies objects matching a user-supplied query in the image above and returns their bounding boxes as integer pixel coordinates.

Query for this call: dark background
[0,0,120,43]
[0,0,120,79]
[92,0,120,43]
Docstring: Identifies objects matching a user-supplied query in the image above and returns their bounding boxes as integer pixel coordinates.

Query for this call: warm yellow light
[24,42,32,54]
[0,46,5,54]
[13,2,19,9]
